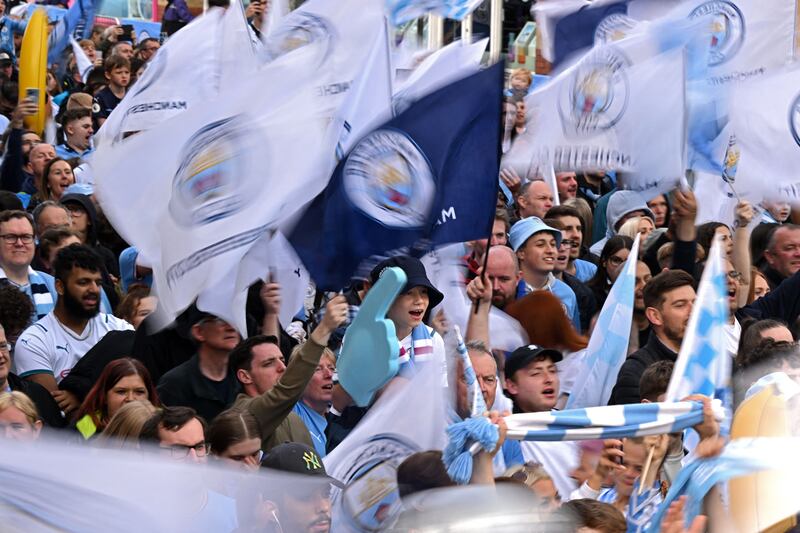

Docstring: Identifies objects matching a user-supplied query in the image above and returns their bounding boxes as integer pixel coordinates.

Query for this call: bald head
[517,180,554,219]
[486,245,521,309]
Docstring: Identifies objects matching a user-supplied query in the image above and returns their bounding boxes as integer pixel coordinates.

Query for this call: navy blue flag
[553,1,630,68]
[290,62,504,291]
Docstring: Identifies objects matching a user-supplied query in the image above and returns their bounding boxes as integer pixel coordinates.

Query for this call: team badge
[594,13,639,45]
[689,1,745,66]
[789,93,800,148]
[168,116,254,227]
[263,12,334,68]
[332,434,419,531]
[558,47,630,137]
[343,129,435,228]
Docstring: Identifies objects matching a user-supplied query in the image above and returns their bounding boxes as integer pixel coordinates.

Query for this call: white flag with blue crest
[503,22,687,197]
[566,234,639,409]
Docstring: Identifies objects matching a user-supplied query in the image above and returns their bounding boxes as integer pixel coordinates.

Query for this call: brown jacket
[233,337,324,452]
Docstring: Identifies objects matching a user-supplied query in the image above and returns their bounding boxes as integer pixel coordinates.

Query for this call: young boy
[92,55,130,129]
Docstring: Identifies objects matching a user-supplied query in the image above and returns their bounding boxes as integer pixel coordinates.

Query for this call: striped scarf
[0,267,54,321]
[397,324,434,376]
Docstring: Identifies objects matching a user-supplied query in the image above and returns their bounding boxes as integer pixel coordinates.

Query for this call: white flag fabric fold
[70,37,93,84]
[392,37,487,116]
[94,44,330,332]
[566,234,639,409]
[95,9,225,147]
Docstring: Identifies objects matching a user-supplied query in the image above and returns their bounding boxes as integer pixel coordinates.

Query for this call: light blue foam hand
[338,266,407,407]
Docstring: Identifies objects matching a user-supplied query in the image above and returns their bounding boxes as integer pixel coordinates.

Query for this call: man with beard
[14,244,132,415]
[609,270,695,405]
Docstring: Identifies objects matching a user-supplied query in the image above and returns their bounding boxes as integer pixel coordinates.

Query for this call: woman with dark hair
[74,358,159,440]
[586,236,634,309]
[208,408,263,471]
[32,157,74,206]
[696,222,733,259]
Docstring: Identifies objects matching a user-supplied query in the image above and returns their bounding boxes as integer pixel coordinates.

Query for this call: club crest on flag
[343,129,435,228]
[559,47,630,137]
[264,12,334,67]
[689,0,745,66]
[789,93,800,147]
[335,434,419,530]
[168,117,252,227]
[594,14,638,45]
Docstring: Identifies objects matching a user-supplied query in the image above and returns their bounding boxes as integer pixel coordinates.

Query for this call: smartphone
[120,24,134,42]
[25,88,39,106]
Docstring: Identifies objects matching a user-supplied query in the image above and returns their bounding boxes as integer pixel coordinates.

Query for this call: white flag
[334,20,393,157]
[504,29,686,197]
[94,45,331,331]
[392,37,488,116]
[325,361,447,532]
[70,37,93,84]
[566,234,639,409]
[711,66,800,203]
[261,0,385,118]
[671,0,795,87]
[666,235,730,401]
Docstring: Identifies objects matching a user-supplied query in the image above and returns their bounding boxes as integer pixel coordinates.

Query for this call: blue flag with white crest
[289,62,504,291]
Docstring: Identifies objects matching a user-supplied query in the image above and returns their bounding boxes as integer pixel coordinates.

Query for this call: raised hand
[337,266,406,407]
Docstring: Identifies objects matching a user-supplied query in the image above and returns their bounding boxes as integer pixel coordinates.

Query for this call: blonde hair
[96,400,157,449]
[510,67,532,86]
[617,216,642,240]
[0,391,40,424]
[503,462,552,488]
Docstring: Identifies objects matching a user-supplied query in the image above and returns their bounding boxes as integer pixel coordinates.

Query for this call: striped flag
[503,400,722,442]
[665,235,731,424]
[386,0,484,25]
[566,234,639,409]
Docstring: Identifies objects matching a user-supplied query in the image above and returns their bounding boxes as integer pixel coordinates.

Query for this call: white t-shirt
[14,312,134,383]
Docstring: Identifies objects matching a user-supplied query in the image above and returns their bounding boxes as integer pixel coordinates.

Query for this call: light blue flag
[566,234,639,409]
[47,0,97,65]
[647,437,800,533]
[665,235,731,435]
[386,0,484,25]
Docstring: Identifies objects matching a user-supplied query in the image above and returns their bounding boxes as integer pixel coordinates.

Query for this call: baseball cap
[369,255,444,309]
[63,183,94,196]
[504,344,563,379]
[0,52,11,65]
[509,217,562,252]
[261,442,345,488]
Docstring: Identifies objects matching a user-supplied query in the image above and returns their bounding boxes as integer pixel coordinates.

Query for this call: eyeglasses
[0,342,10,354]
[726,270,742,281]
[160,442,209,459]
[607,255,626,266]
[0,233,34,244]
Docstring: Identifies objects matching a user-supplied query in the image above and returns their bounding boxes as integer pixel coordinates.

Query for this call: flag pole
[474,59,506,315]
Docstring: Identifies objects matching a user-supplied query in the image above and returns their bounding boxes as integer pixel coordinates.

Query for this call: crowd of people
[0,0,798,531]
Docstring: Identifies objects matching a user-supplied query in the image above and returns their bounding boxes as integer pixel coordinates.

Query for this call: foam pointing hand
[337,267,407,407]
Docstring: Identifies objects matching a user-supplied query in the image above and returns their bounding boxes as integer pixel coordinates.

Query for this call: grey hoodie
[590,190,655,256]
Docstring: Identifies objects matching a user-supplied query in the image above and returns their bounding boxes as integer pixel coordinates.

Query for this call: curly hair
[0,280,34,339]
